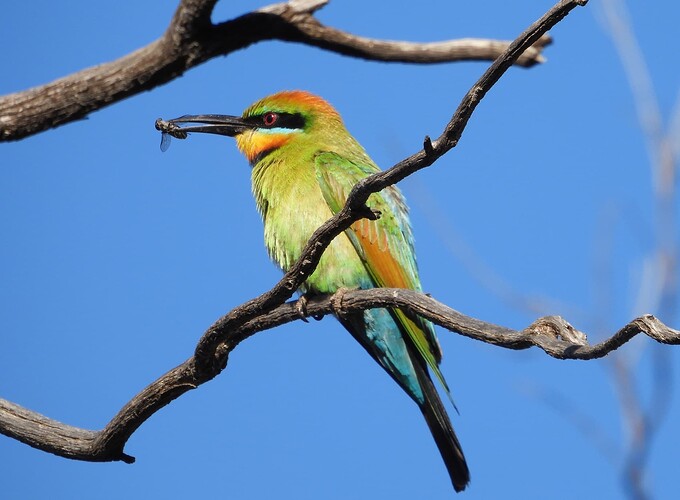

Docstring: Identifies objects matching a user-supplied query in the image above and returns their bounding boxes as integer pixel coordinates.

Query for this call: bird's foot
[294,294,326,322]
[330,287,352,319]
[295,295,310,323]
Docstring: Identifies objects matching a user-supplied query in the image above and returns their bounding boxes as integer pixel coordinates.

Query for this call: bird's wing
[314,151,451,396]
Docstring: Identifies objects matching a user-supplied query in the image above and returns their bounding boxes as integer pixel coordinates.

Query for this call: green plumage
[242,92,469,492]
[173,90,470,492]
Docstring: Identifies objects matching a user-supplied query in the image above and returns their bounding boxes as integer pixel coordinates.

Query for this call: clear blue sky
[2,1,679,498]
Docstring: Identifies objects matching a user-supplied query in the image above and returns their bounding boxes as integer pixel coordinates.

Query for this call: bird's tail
[415,363,470,493]
[338,311,470,491]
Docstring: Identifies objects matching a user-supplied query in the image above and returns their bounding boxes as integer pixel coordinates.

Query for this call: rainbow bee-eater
[162,91,470,492]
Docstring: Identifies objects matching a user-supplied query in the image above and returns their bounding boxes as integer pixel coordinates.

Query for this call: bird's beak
[155,114,251,140]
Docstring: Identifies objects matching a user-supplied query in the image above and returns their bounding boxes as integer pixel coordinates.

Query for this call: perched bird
[162,91,470,492]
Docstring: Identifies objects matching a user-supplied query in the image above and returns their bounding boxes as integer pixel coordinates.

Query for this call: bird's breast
[253,159,370,294]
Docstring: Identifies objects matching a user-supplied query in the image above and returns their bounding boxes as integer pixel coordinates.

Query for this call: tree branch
[0,0,605,469]
[0,0,551,142]
[2,286,678,463]
[191,0,588,370]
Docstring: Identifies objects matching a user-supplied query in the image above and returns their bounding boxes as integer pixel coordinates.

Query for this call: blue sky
[2,1,679,498]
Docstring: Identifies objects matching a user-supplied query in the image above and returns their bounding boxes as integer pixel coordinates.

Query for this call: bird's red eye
[263,112,278,127]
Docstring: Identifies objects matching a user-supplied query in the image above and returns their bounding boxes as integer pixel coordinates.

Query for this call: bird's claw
[330,287,351,319]
[295,295,310,322]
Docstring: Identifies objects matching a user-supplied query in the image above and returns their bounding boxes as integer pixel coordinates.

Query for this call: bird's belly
[307,233,371,294]
[264,206,371,295]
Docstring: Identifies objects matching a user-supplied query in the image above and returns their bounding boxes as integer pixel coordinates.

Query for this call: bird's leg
[330,287,352,321]
[295,294,326,322]
[294,294,310,323]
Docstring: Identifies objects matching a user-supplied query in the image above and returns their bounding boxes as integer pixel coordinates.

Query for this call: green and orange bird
[163,91,470,492]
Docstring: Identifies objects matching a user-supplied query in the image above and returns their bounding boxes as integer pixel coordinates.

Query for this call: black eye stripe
[246,112,305,130]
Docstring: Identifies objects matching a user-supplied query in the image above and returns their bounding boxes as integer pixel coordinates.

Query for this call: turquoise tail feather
[337,308,470,492]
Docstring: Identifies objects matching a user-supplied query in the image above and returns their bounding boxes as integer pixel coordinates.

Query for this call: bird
[162,90,470,492]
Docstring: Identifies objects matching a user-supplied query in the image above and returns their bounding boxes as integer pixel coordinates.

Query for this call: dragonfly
[154,118,188,152]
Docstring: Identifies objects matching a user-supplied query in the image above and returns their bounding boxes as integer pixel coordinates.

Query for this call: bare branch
[0,0,605,471]
[1,286,677,463]
[192,0,590,371]
[0,0,550,142]
[255,0,552,64]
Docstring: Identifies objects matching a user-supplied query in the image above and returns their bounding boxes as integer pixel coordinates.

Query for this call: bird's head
[165,90,345,165]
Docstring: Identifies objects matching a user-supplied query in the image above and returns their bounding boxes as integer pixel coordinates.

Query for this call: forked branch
[0,0,550,142]
[2,285,678,463]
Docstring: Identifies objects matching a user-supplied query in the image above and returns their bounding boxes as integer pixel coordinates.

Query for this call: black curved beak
[155,114,251,151]
[156,114,250,137]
